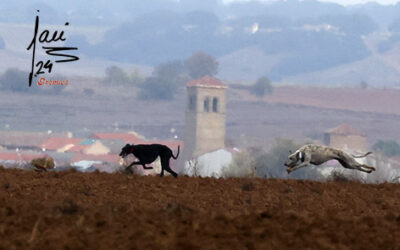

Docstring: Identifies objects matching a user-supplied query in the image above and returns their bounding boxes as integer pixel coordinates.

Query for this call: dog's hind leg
[160,167,164,177]
[337,159,356,170]
[161,157,178,178]
[361,165,376,171]
[166,166,178,178]
[338,159,374,173]
[338,159,373,173]
[357,166,373,173]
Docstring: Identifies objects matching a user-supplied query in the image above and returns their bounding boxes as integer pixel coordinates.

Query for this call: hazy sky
[224,0,400,6]
[318,0,400,5]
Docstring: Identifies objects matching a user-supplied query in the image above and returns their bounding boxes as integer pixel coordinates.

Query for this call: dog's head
[284,150,303,168]
[119,144,134,158]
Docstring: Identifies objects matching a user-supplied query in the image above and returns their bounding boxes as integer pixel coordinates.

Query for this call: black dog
[119,144,179,177]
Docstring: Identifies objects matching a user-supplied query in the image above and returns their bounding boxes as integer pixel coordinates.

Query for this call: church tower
[183,75,227,161]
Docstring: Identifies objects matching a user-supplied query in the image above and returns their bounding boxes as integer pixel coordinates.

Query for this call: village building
[40,137,83,153]
[323,124,369,153]
[98,139,127,155]
[182,75,232,177]
[183,76,227,159]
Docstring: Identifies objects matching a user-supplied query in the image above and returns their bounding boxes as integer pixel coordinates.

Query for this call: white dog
[284,144,375,174]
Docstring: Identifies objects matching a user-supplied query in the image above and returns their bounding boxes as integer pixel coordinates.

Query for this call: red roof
[90,133,143,144]
[41,137,83,151]
[68,144,88,153]
[0,152,48,162]
[71,153,120,164]
[187,76,227,88]
[327,124,365,136]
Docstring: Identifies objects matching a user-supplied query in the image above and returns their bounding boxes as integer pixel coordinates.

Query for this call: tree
[184,51,218,79]
[389,17,400,33]
[360,80,368,90]
[138,76,175,100]
[0,36,5,50]
[0,68,47,93]
[0,68,28,92]
[153,61,185,83]
[129,67,145,85]
[372,140,400,157]
[251,76,273,97]
[221,151,255,178]
[138,60,188,100]
[251,138,322,180]
[104,66,130,85]
[0,68,66,94]
[83,88,95,96]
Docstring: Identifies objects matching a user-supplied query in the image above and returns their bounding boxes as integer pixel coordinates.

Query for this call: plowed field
[0,168,399,250]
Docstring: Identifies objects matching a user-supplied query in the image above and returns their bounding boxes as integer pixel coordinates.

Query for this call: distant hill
[1,0,400,86]
[217,33,400,87]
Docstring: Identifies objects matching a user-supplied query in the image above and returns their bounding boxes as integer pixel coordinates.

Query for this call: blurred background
[0,0,400,180]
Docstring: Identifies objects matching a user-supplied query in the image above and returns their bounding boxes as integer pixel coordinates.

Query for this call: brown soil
[0,168,399,250]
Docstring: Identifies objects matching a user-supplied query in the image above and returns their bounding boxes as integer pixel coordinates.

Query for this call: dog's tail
[352,151,373,158]
[172,145,180,160]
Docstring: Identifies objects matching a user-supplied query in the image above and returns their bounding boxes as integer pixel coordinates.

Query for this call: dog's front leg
[287,161,310,174]
[141,164,153,170]
[126,161,142,172]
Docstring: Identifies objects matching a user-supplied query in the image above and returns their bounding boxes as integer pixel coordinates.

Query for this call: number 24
[35,60,53,77]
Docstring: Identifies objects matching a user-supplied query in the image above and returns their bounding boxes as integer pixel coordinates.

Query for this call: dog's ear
[295,150,302,160]
[297,151,304,161]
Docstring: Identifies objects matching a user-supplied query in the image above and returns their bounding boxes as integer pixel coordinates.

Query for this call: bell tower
[183,75,227,161]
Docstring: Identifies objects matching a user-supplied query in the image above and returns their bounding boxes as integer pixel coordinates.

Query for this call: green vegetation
[184,51,218,79]
[221,151,255,178]
[360,80,368,89]
[138,61,187,100]
[104,66,145,86]
[121,52,218,101]
[0,68,66,94]
[251,77,273,97]
[223,139,322,179]
[372,140,400,157]
[138,76,176,100]
[0,36,4,49]
[104,66,130,85]
[0,68,28,92]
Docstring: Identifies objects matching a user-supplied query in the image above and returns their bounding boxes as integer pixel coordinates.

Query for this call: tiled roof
[187,75,227,88]
[99,139,126,154]
[79,139,97,145]
[68,144,89,153]
[327,124,365,136]
[40,137,83,151]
